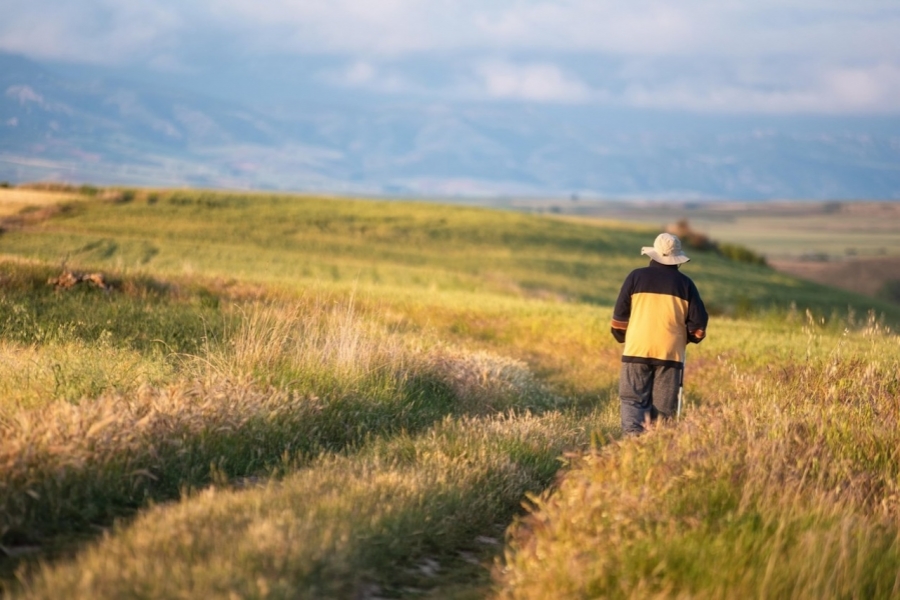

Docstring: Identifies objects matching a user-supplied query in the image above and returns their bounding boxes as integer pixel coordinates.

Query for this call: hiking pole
[676,351,686,419]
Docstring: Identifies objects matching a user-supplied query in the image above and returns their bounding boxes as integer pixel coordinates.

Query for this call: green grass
[0,261,223,410]
[499,319,900,599]
[0,260,222,354]
[16,409,603,599]
[2,191,897,321]
[1,189,899,598]
[0,294,566,546]
[523,199,900,260]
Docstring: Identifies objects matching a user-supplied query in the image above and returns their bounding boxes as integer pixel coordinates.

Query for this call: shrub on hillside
[717,241,768,266]
[666,219,716,251]
[667,219,767,266]
[99,188,136,203]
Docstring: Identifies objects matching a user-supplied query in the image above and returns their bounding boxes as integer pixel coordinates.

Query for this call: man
[611,233,708,435]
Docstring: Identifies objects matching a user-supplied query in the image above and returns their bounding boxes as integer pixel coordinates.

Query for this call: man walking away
[611,233,708,435]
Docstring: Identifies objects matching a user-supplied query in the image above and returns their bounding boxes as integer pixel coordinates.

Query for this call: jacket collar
[649,259,679,270]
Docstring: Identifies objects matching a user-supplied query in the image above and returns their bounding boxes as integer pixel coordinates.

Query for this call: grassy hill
[1,189,898,598]
[3,189,897,320]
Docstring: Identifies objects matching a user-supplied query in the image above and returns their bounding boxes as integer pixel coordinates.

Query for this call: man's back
[612,261,707,368]
[610,233,708,434]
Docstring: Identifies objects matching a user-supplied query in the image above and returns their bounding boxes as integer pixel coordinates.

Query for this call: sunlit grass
[498,318,900,599]
[1,189,898,598]
[0,292,588,552]
[0,189,79,218]
[0,338,173,411]
[2,191,896,321]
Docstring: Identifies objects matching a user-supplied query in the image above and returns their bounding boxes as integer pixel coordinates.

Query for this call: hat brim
[641,247,690,265]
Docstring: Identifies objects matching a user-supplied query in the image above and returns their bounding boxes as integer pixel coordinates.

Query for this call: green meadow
[0,189,898,598]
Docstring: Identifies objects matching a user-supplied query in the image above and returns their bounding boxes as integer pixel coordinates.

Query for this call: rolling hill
[1,189,898,598]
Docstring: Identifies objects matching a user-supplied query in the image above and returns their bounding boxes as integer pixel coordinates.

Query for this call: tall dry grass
[2,292,608,598]
[0,297,563,547]
[0,337,173,411]
[199,296,558,415]
[201,297,382,386]
[15,409,596,599]
[498,318,900,599]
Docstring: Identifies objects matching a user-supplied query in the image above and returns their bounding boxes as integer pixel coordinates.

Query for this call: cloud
[208,0,462,56]
[7,1,897,61]
[0,1,184,65]
[619,63,900,114]
[821,64,900,113]
[475,61,593,103]
[472,2,697,56]
[319,61,421,94]
[203,1,900,63]
[1,1,899,114]
[319,58,594,104]
[341,62,377,86]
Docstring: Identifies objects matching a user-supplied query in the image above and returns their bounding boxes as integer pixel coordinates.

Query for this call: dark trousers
[619,362,682,435]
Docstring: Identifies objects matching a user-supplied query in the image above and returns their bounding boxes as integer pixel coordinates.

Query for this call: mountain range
[2,52,899,200]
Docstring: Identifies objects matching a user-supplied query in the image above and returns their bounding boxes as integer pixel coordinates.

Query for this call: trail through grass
[15,409,610,599]
[1,189,898,598]
[0,291,567,545]
[0,263,620,597]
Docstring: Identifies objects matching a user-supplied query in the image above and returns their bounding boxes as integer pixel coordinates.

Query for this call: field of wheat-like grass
[500,313,900,599]
[1,188,898,598]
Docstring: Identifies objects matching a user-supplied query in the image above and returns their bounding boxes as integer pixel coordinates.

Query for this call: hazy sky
[3,1,900,114]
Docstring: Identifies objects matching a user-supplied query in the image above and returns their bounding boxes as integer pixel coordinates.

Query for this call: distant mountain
[0,53,331,190]
[2,52,899,199]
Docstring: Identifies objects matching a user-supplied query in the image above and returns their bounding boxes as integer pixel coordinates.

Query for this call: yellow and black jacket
[610,260,708,368]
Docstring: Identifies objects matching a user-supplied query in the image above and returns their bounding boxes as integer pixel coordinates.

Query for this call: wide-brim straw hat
[641,233,690,265]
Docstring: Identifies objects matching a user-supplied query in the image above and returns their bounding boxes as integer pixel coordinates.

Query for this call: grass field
[0,187,898,598]
[0,189,82,218]
[497,197,900,304]
[502,198,900,260]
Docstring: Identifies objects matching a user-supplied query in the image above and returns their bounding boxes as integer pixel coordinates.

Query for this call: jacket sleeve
[686,279,709,344]
[610,272,633,344]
